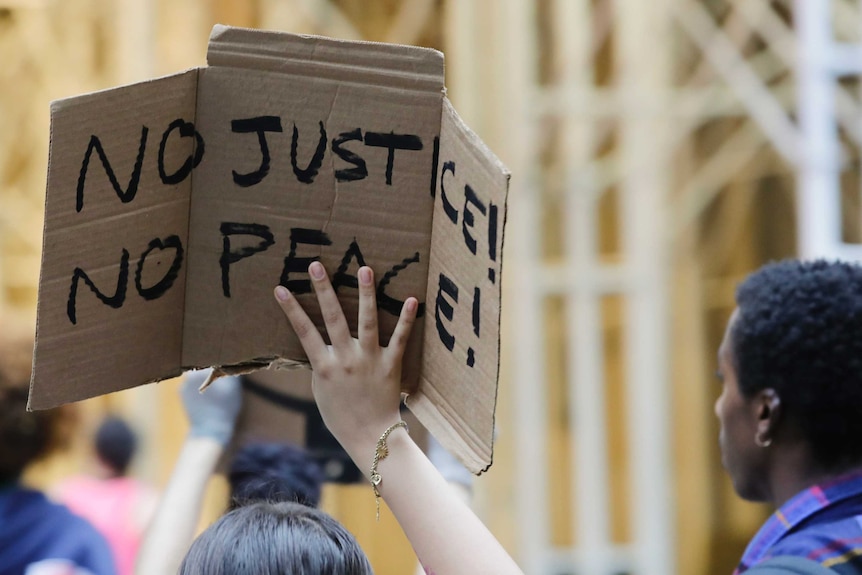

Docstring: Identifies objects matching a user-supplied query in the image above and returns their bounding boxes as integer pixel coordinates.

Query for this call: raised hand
[274,262,523,575]
[273,261,418,453]
[180,370,242,446]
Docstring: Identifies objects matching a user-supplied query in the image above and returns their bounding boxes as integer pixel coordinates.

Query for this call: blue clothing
[0,485,117,575]
[736,470,862,575]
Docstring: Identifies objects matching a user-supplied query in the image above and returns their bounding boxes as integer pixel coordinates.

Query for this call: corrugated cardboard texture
[30,26,508,472]
[182,61,440,390]
[410,98,510,473]
[207,24,444,92]
[30,70,198,409]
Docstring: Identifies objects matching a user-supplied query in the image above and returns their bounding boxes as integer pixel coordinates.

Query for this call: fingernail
[274,286,290,302]
[406,297,417,313]
[309,261,325,280]
[359,267,372,286]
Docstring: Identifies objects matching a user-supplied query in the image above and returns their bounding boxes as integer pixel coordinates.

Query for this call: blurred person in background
[54,416,158,575]
[136,370,327,574]
[0,332,116,575]
[135,371,242,575]
[228,440,325,510]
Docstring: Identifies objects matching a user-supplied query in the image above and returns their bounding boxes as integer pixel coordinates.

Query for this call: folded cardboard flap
[29,69,199,410]
[207,24,445,92]
[413,99,509,473]
[29,26,509,473]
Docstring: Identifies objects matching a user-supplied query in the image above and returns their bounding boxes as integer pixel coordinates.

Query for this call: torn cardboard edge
[29,25,509,475]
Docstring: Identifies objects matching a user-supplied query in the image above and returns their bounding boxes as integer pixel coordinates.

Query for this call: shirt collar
[734,469,862,573]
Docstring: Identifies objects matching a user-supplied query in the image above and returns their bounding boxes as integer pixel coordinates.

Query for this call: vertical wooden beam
[496,0,547,571]
[212,0,258,28]
[555,1,616,573]
[155,0,211,73]
[616,0,675,573]
[384,0,434,45]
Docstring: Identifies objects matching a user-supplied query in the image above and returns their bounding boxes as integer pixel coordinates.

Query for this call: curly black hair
[732,259,862,471]
[228,442,325,509]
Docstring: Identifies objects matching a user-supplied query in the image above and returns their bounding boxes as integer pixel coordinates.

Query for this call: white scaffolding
[796,0,862,260]
[489,1,862,574]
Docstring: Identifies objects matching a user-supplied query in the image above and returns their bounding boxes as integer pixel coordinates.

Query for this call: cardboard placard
[29,25,509,473]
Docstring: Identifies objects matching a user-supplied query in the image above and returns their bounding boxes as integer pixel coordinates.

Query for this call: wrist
[331,414,403,461]
[369,420,410,520]
[187,426,233,447]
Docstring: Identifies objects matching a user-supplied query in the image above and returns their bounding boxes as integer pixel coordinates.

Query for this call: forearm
[274,269,520,575]
[342,428,523,575]
[135,436,224,575]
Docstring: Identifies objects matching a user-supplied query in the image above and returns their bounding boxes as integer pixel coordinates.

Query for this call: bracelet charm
[370,420,408,521]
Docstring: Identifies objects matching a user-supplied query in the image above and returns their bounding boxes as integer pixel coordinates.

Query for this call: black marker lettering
[291,121,327,184]
[472,286,481,337]
[377,253,426,318]
[280,228,332,294]
[77,127,148,212]
[429,136,440,197]
[219,222,275,297]
[488,203,499,283]
[332,240,367,292]
[462,184,487,255]
[134,235,184,300]
[332,128,367,182]
[231,116,283,187]
[158,119,205,185]
[67,250,130,325]
[364,132,423,185]
[435,273,458,351]
[439,161,458,224]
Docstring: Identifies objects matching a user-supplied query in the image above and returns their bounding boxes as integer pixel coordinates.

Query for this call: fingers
[276,262,417,361]
[274,284,327,360]
[357,266,379,350]
[385,297,418,362]
[308,261,353,348]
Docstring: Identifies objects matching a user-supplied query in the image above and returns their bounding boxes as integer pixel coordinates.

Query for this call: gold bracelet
[370,420,408,521]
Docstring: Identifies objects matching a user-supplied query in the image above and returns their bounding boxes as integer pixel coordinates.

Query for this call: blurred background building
[1,1,860,574]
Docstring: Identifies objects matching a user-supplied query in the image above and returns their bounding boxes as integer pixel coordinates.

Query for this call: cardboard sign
[29,25,509,473]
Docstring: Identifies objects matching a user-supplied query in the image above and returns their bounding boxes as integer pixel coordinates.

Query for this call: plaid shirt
[735,470,862,575]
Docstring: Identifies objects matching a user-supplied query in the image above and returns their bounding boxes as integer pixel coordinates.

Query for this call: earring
[755,435,772,448]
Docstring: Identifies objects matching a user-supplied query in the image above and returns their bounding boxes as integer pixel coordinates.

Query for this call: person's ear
[754,388,781,448]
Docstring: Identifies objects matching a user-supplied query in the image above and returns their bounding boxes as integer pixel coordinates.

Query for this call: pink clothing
[55,476,154,575]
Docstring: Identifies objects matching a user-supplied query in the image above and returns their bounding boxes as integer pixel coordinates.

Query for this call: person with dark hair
[179,501,373,575]
[136,371,243,575]
[54,416,158,575]
[273,260,862,575]
[0,333,117,575]
[94,417,138,475]
[228,441,324,509]
[715,259,862,574]
[137,372,332,574]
